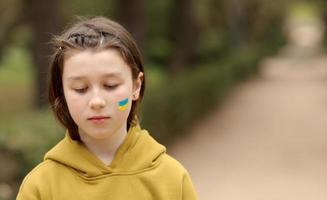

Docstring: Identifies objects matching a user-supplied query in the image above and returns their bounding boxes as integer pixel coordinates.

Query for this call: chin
[81,128,113,140]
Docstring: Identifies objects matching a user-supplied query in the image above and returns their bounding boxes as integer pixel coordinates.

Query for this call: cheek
[112,85,133,103]
[112,86,133,112]
[63,90,85,119]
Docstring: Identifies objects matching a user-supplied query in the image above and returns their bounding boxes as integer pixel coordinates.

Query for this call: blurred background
[1,0,327,199]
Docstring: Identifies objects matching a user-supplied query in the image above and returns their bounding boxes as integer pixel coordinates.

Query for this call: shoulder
[20,160,52,186]
[159,153,191,178]
[17,160,63,199]
[21,159,63,184]
[158,153,198,199]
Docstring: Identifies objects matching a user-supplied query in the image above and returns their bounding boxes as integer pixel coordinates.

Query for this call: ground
[170,56,327,200]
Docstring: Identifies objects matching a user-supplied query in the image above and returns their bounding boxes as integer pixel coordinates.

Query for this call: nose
[89,92,106,110]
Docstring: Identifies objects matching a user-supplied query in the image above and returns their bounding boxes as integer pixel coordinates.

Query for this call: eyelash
[73,85,118,93]
[74,88,88,93]
[104,84,119,90]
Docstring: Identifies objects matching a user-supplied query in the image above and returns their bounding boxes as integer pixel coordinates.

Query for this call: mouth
[87,116,111,123]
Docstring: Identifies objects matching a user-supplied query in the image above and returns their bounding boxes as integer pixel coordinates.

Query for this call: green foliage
[0,47,33,115]
[287,1,322,21]
[62,0,116,18]
[0,110,63,177]
[0,47,63,178]
[0,46,32,85]
[141,46,264,144]
[196,31,229,63]
[145,0,174,63]
[145,38,173,64]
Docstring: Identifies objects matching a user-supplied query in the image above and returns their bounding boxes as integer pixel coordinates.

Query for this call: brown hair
[48,16,145,141]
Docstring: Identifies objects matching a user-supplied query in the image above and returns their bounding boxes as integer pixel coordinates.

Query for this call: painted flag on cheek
[118,98,129,111]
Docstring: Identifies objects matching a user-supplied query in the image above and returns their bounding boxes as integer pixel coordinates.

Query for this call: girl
[16,16,198,199]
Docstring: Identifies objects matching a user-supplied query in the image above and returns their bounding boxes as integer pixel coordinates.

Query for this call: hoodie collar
[44,124,166,178]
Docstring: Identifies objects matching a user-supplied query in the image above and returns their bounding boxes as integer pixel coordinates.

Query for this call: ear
[132,72,144,101]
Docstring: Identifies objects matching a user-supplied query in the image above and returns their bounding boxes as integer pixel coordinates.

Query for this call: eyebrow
[67,72,123,80]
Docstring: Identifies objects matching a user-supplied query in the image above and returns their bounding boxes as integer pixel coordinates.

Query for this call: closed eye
[104,84,119,90]
[74,87,88,93]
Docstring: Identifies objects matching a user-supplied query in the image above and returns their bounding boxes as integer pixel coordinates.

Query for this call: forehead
[62,49,131,79]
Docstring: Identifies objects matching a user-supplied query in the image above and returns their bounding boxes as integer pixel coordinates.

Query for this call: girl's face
[62,49,143,140]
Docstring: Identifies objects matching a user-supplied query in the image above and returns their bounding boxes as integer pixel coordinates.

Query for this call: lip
[88,116,110,120]
[87,116,111,123]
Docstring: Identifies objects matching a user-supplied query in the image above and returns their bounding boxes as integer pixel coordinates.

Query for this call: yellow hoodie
[16,124,198,199]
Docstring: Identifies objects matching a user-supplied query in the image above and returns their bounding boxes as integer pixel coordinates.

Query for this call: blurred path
[170,56,327,200]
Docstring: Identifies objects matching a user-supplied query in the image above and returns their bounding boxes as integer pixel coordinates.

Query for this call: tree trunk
[117,0,146,52]
[26,0,61,108]
[169,0,199,74]
[227,0,246,49]
[0,1,24,63]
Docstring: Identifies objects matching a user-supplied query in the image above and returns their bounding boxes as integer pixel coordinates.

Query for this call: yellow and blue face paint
[118,98,129,111]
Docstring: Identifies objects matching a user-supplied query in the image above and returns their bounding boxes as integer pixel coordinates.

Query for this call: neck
[79,126,128,165]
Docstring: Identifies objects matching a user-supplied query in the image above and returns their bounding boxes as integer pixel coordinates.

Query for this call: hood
[44,124,166,178]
